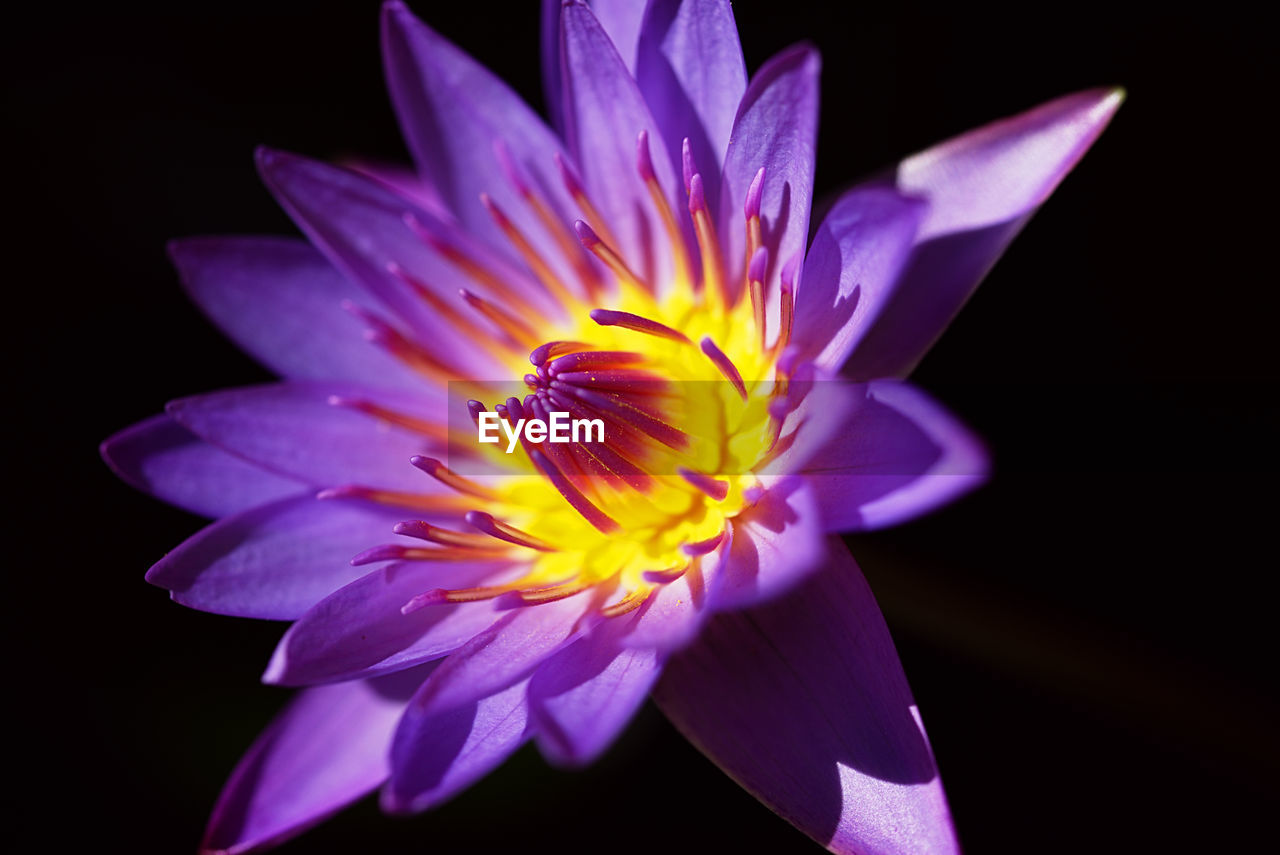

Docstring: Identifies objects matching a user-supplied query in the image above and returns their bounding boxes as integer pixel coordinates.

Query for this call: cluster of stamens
[325,130,805,620]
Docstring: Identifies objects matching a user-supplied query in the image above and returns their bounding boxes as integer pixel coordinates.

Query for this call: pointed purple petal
[845,88,1124,379]
[718,44,820,310]
[256,147,555,362]
[201,666,430,855]
[264,560,514,687]
[382,678,531,814]
[655,540,959,855]
[636,0,746,205]
[561,1,680,285]
[802,380,988,531]
[170,237,424,392]
[382,3,587,294]
[408,593,593,714]
[146,494,414,620]
[166,381,445,491]
[792,188,928,370]
[710,476,827,611]
[529,618,662,767]
[100,414,303,518]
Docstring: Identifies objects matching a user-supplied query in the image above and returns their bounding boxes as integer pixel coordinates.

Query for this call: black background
[10,1,1277,853]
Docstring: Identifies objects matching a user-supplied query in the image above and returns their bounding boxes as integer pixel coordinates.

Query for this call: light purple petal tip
[655,540,959,855]
[846,88,1123,379]
[201,666,430,855]
[100,414,303,519]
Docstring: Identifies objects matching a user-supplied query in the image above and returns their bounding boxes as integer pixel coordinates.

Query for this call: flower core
[347,135,799,617]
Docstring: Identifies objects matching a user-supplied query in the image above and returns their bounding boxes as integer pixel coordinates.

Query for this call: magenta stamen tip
[681,531,726,556]
[492,139,529,195]
[635,130,655,181]
[573,219,601,247]
[781,252,802,288]
[409,455,441,475]
[745,167,766,219]
[401,588,448,615]
[688,173,707,214]
[555,152,586,196]
[315,485,360,501]
[677,466,731,502]
[467,399,486,419]
[351,544,405,566]
[392,520,431,538]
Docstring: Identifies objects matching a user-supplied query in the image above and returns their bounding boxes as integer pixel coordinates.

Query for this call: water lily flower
[101,2,1120,852]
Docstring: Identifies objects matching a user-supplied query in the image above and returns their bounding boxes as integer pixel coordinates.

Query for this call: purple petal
[710,476,827,611]
[718,44,820,311]
[792,188,927,370]
[845,88,1124,379]
[170,236,424,392]
[655,540,959,855]
[382,2,585,295]
[146,494,414,620]
[620,528,731,653]
[263,560,513,687]
[561,0,680,286]
[543,0,648,132]
[408,593,593,714]
[529,618,662,767]
[166,381,445,491]
[636,0,746,209]
[586,0,646,70]
[201,666,430,855]
[382,678,531,814]
[256,147,554,364]
[802,380,988,531]
[100,414,303,518]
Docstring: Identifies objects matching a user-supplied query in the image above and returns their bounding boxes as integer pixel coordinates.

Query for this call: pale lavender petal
[792,188,927,371]
[845,88,1124,379]
[170,237,424,392]
[561,0,680,285]
[100,414,303,518]
[655,540,959,855]
[636,0,746,208]
[718,44,820,311]
[710,476,827,612]
[543,0,648,131]
[620,529,731,653]
[408,593,593,714]
[382,678,531,814]
[146,494,414,621]
[382,2,586,295]
[587,0,646,70]
[263,561,514,687]
[201,666,431,855]
[256,147,554,363]
[529,619,662,767]
[166,381,445,491]
[802,380,988,531]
